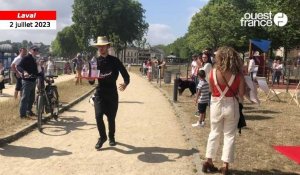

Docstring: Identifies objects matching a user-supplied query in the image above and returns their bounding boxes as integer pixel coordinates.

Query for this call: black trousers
[94,92,118,139]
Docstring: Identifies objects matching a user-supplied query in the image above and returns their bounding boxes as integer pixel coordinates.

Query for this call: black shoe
[109,138,116,146]
[53,114,58,121]
[20,115,27,119]
[27,111,36,116]
[95,138,107,150]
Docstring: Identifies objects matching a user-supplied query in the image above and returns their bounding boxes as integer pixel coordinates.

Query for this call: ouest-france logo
[240,12,288,27]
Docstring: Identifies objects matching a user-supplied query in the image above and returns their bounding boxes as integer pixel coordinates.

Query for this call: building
[0,44,15,69]
[276,46,300,60]
[109,47,165,65]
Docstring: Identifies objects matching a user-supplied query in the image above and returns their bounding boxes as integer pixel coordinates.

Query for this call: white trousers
[205,97,240,163]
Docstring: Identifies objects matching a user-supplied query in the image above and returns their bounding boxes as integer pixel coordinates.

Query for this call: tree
[187,0,259,53]
[168,0,299,60]
[72,0,148,51]
[21,40,29,48]
[255,0,300,60]
[162,35,192,60]
[51,25,81,58]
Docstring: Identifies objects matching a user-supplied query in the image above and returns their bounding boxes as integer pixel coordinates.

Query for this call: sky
[0,0,208,46]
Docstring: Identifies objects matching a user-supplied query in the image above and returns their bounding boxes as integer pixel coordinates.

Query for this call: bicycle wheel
[51,88,59,120]
[37,95,44,132]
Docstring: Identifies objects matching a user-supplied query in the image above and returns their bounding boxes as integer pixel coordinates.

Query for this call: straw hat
[93,36,111,47]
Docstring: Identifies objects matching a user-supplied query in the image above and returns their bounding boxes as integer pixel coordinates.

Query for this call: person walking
[73,53,84,85]
[0,62,5,96]
[10,47,27,99]
[88,36,130,150]
[202,46,244,175]
[17,45,39,118]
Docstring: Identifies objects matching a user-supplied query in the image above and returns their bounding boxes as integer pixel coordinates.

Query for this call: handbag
[220,73,246,134]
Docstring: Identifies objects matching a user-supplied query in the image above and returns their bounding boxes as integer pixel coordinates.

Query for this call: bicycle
[36,75,60,132]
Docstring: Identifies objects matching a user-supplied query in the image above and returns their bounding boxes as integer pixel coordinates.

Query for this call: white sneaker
[192,121,201,127]
[200,121,205,127]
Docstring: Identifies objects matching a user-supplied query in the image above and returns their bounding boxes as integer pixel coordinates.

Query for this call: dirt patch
[0,80,94,137]
[0,72,196,175]
[131,65,300,174]
[159,82,300,174]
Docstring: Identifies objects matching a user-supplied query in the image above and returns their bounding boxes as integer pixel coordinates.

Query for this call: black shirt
[17,54,38,82]
[95,55,130,93]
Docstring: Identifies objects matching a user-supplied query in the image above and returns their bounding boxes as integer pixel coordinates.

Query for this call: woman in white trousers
[202,46,245,175]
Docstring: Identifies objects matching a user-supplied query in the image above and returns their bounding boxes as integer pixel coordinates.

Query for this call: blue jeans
[20,80,36,116]
[272,71,281,85]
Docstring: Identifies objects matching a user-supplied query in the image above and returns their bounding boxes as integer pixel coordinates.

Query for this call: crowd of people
[187,48,300,174]
[2,36,300,175]
[141,58,166,81]
[2,46,67,118]
[1,37,130,155]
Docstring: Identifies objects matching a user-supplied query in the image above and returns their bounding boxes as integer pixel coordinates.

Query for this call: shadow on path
[0,144,72,159]
[101,142,198,163]
[246,110,280,114]
[231,169,299,175]
[119,101,144,104]
[41,116,96,136]
[245,115,273,120]
[243,106,256,110]
[0,93,13,98]
[66,109,87,113]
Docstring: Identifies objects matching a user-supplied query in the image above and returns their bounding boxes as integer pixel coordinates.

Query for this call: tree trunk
[123,43,127,63]
[284,45,288,64]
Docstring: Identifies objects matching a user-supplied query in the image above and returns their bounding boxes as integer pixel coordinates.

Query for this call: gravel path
[0,73,197,175]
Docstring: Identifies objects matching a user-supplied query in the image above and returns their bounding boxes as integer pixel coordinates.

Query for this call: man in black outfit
[17,45,39,118]
[89,36,130,150]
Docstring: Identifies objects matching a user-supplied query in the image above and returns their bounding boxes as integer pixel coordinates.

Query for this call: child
[192,70,210,127]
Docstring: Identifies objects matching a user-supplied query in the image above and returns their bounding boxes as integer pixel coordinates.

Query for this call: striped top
[197,79,210,103]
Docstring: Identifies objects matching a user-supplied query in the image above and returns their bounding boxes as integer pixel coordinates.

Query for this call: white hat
[253,51,260,56]
[93,36,111,47]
